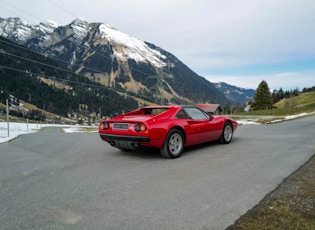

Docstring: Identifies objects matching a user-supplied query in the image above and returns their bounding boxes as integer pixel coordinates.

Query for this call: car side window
[176,110,190,119]
[184,107,209,120]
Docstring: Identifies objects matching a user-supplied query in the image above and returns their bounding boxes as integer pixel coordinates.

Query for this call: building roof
[195,104,221,113]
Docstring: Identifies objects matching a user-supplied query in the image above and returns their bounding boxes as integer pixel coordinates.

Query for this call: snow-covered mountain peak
[1,17,29,26]
[68,18,89,41]
[0,17,59,43]
[38,21,58,35]
[0,17,167,67]
[70,18,88,27]
[0,17,32,43]
[98,23,166,67]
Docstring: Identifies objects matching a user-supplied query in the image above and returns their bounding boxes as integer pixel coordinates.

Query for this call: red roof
[196,103,220,111]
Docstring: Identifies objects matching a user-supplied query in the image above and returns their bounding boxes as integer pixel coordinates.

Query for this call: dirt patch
[227,154,315,230]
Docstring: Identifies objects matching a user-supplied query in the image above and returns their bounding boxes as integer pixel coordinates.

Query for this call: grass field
[232,91,315,124]
[240,91,315,116]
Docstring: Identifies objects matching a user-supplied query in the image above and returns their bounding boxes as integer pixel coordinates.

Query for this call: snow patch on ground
[0,122,97,144]
[62,126,97,133]
[237,112,314,125]
[269,112,312,124]
[237,120,261,125]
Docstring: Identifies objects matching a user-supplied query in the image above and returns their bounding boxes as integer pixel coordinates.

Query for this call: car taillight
[134,123,146,132]
[100,122,109,130]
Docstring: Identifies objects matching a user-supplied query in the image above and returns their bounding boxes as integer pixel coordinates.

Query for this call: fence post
[6,99,9,137]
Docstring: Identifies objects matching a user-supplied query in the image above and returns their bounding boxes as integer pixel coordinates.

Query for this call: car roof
[143,105,196,109]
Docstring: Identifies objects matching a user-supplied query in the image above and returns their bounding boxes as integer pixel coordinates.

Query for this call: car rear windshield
[142,108,169,115]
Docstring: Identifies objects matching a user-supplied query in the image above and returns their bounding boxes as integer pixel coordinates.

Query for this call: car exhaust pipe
[109,141,115,146]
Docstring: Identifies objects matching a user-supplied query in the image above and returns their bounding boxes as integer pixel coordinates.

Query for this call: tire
[219,122,233,144]
[160,129,184,159]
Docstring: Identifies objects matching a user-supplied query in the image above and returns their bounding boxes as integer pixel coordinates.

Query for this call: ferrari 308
[99,105,238,158]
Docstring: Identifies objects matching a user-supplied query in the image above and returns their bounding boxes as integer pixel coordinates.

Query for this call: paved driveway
[0,116,314,229]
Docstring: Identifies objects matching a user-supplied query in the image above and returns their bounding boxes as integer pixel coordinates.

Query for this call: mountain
[0,17,58,43]
[0,36,138,120]
[213,82,255,105]
[0,17,229,105]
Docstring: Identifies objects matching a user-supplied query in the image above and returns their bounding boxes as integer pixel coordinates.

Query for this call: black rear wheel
[160,129,184,159]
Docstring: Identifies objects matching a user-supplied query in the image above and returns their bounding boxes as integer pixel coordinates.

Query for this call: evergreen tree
[278,88,284,100]
[252,80,272,110]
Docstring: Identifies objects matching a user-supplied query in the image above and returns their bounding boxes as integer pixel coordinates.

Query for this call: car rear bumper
[100,134,150,150]
[100,134,150,142]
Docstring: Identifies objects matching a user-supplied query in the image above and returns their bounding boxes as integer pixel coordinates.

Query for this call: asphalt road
[0,116,314,230]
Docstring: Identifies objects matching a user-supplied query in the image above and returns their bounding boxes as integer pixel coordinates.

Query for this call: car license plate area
[113,123,129,130]
[115,140,139,150]
[119,140,131,149]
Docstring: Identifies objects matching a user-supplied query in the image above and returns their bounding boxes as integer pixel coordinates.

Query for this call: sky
[0,0,314,90]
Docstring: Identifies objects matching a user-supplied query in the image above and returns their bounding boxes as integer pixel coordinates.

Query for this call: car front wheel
[219,122,233,144]
[160,129,184,159]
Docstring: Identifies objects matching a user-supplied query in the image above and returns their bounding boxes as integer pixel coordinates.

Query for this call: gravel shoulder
[227,153,315,230]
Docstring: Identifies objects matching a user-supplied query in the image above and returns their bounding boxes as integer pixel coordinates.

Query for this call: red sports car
[99,105,238,158]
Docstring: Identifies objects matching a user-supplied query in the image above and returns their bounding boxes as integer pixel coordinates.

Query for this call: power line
[0,64,111,90]
[0,39,106,74]
[0,37,159,82]
[0,4,22,19]
[0,63,150,107]
[1,38,168,104]
[0,0,41,24]
[0,45,118,91]
[47,0,78,20]
[0,1,162,78]
[1,50,76,75]
[0,45,158,98]
[0,2,167,94]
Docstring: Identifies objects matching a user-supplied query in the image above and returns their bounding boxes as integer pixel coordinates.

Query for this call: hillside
[232,91,315,125]
[0,36,139,120]
[274,91,315,113]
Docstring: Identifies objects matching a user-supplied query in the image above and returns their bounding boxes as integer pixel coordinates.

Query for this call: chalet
[196,103,222,115]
